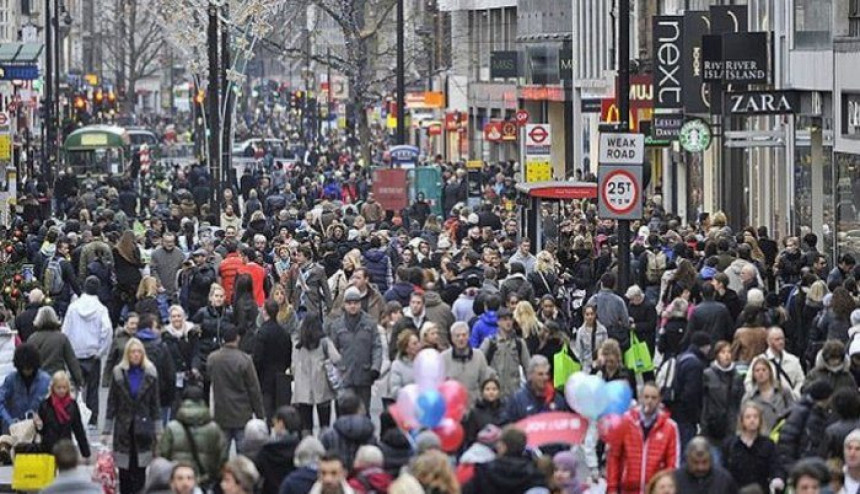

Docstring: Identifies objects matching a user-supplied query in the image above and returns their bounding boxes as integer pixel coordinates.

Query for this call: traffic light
[193,89,205,105]
[73,94,86,111]
[93,89,104,105]
[106,90,117,109]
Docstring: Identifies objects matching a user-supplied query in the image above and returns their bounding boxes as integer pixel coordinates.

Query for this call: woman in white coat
[388,329,421,398]
[291,316,340,435]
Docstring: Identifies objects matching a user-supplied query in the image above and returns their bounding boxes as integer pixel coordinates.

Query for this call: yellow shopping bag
[12,451,55,490]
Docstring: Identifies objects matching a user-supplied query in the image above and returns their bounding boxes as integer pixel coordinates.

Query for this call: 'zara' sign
[727,90,799,115]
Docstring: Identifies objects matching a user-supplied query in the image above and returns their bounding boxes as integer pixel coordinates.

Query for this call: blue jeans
[223,427,245,457]
[677,421,698,456]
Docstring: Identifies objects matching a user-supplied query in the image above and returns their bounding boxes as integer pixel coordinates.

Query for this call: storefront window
[833,152,860,260]
[795,0,832,49]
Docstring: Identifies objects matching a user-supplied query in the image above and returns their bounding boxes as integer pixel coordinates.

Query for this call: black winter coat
[820,418,860,461]
[320,415,377,472]
[673,466,738,494]
[190,305,236,372]
[36,396,91,458]
[687,300,735,344]
[723,435,782,492]
[671,347,707,424]
[777,396,830,470]
[628,299,658,353]
[255,433,301,494]
[105,364,161,470]
[464,398,504,445]
[253,320,292,398]
[113,248,144,299]
[701,364,745,442]
[463,456,547,494]
[379,429,412,477]
[185,264,217,315]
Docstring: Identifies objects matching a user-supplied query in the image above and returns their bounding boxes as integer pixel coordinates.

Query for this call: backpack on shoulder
[43,258,64,296]
[645,250,667,284]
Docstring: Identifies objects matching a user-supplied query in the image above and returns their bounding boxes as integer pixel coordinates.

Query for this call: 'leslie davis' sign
[598,133,645,165]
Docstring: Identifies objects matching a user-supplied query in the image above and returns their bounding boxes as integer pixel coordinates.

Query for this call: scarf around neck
[50,393,73,424]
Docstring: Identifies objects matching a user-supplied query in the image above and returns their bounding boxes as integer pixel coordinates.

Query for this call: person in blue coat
[0,343,51,433]
[470,296,501,348]
[279,436,326,494]
[502,355,567,424]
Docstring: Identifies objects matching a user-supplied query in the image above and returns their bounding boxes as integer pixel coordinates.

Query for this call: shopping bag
[11,449,55,490]
[553,343,582,388]
[77,393,92,427]
[8,415,37,444]
[92,448,118,494]
[624,332,655,374]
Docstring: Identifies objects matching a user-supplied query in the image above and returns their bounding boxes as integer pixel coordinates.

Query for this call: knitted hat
[690,331,711,348]
[344,286,362,302]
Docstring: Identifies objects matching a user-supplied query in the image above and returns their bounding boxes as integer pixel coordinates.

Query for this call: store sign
[652,114,684,140]
[682,11,711,114]
[500,121,518,141]
[710,5,748,36]
[388,145,420,166]
[581,98,602,113]
[490,51,519,79]
[372,169,409,211]
[559,49,573,77]
[842,93,860,138]
[0,65,39,81]
[679,119,712,153]
[702,35,724,82]
[483,122,503,142]
[722,33,769,84]
[727,90,799,115]
[653,16,683,110]
[520,85,566,102]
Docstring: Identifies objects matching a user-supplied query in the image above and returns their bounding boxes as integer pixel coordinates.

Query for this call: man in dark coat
[672,332,711,448]
[777,380,833,471]
[463,426,547,494]
[319,392,376,473]
[502,355,566,423]
[256,406,302,494]
[687,283,735,344]
[14,289,44,342]
[253,300,293,419]
[673,437,738,494]
[278,436,325,494]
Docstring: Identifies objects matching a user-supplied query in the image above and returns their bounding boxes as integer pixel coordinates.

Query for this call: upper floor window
[795,0,831,48]
[851,0,860,37]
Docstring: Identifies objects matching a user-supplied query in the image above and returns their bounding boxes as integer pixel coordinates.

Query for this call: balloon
[388,404,418,431]
[414,349,445,391]
[564,372,588,410]
[433,417,465,452]
[602,380,633,416]
[438,380,469,421]
[416,389,447,428]
[565,374,608,419]
[597,413,626,444]
[395,384,421,430]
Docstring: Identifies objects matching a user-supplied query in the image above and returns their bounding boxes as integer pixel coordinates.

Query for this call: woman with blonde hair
[529,250,559,299]
[742,355,795,432]
[269,284,295,327]
[103,338,161,494]
[420,322,444,351]
[514,300,543,340]
[412,449,461,494]
[645,470,677,494]
[328,248,362,306]
[723,402,784,493]
[134,275,161,321]
[35,371,90,460]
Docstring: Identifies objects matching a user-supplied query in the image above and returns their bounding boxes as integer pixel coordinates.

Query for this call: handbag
[11,447,55,490]
[624,331,655,374]
[8,414,37,444]
[321,338,343,391]
[77,393,92,427]
[553,343,582,389]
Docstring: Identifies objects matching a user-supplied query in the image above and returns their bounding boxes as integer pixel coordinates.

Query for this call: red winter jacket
[219,253,244,303]
[238,261,267,306]
[606,407,680,494]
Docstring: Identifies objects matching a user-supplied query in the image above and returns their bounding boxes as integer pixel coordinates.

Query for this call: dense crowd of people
[2,142,860,494]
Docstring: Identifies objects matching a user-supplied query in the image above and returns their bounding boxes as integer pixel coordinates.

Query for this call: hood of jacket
[477,456,545,491]
[814,352,851,373]
[176,400,214,427]
[136,328,159,343]
[388,282,413,298]
[479,310,499,327]
[459,443,496,464]
[261,433,301,465]
[424,290,445,308]
[363,249,387,263]
[332,415,376,443]
[71,294,106,319]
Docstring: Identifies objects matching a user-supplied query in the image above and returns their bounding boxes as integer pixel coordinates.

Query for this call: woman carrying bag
[291,316,340,436]
[34,371,90,461]
[102,338,161,494]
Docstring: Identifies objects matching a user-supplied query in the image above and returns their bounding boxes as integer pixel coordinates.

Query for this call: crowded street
[0,1,860,494]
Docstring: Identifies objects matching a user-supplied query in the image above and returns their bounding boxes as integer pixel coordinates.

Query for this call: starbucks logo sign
[679,119,712,153]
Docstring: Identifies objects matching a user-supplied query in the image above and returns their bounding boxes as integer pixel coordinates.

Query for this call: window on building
[851,0,860,37]
[795,0,832,48]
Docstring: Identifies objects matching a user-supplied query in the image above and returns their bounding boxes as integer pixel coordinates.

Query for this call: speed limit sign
[598,165,643,219]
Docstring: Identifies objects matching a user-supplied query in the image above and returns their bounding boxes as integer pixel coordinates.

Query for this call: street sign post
[515,109,530,126]
[598,132,644,220]
[524,123,552,182]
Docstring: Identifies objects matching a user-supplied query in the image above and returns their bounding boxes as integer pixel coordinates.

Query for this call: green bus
[62,125,131,178]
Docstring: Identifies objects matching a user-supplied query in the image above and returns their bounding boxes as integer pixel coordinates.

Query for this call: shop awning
[0,43,44,63]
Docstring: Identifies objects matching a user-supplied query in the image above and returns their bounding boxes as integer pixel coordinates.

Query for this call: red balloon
[433,417,465,452]
[438,380,469,421]
[597,414,626,444]
[387,404,417,431]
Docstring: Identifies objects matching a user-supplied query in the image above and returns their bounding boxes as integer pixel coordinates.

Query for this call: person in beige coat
[442,322,496,408]
[292,316,341,435]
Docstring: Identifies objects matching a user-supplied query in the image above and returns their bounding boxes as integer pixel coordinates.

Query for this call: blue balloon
[603,380,633,416]
[416,389,447,428]
[568,374,608,419]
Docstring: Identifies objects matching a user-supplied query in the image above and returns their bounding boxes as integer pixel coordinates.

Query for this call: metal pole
[207,2,221,216]
[396,0,405,145]
[616,0,632,292]
[220,2,231,193]
[53,0,60,138]
[44,0,53,183]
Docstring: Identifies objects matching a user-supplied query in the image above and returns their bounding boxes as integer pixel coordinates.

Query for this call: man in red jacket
[238,247,267,306]
[218,240,244,303]
[607,382,680,494]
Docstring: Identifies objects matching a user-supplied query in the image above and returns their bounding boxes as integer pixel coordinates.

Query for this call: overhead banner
[653,16,684,111]
[652,114,684,140]
[559,49,573,77]
[722,33,769,84]
[726,90,800,115]
[682,11,711,114]
[490,51,518,79]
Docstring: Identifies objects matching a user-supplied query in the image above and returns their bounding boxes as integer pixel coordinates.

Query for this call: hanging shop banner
[490,51,519,79]
[726,90,800,115]
[679,119,713,153]
[653,16,684,111]
[710,5,748,36]
[559,49,573,78]
[484,122,503,142]
[702,35,723,82]
[721,33,769,84]
[372,169,409,211]
[652,114,684,140]
[682,11,711,114]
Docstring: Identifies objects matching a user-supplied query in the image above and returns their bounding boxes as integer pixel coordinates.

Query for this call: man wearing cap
[480,307,530,399]
[327,286,382,414]
[150,232,185,304]
[207,327,265,455]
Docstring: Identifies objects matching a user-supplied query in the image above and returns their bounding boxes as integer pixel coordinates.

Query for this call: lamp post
[395,0,405,145]
[616,0,632,292]
[43,0,53,184]
[207,0,221,215]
